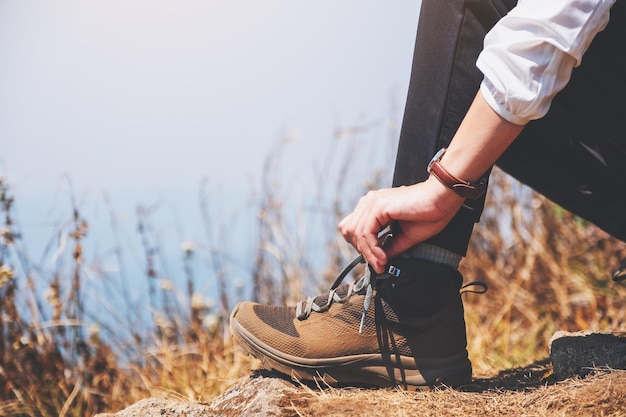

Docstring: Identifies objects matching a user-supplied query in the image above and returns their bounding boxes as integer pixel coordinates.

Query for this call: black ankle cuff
[401,243,462,269]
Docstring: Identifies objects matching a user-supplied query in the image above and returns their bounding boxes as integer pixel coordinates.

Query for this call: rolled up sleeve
[477,0,615,125]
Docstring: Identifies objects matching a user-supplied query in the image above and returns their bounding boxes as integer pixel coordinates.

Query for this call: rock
[550,331,626,380]
[206,372,306,417]
[95,372,308,417]
[94,397,211,417]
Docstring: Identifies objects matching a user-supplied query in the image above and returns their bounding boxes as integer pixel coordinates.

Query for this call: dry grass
[164,365,625,417]
[283,369,626,417]
[462,169,626,374]
[1,143,626,416]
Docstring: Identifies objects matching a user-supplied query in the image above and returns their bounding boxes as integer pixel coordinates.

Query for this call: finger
[354,209,390,273]
[339,211,366,249]
[383,231,420,260]
[357,234,387,273]
[338,215,353,243]
[338,194,371,244]
[338,190,393,272]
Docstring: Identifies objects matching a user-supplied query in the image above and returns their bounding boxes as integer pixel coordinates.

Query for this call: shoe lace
[460,281,488,295]
[295,254,401,333]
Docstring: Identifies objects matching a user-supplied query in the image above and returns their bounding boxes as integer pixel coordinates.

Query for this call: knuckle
[365,190,378,199]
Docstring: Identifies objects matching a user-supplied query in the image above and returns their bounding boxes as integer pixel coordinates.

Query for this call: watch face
[427,148,447,172]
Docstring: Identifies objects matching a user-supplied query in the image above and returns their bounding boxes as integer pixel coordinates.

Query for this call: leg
[496,0,626,241]
[393,0,517,256]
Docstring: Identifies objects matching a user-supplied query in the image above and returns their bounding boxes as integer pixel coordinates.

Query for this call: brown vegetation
[290,370,626,417]
[97,367,626,417]
[1,150,625,416]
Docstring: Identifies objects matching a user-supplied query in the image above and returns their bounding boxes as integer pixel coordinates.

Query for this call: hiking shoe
[230,256,473,390]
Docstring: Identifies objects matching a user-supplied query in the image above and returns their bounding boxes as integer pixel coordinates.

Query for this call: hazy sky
[0,1,424,314]
[0,1,423,285]
[1,1,421,195]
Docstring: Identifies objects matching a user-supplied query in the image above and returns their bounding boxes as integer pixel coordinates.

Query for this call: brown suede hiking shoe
[230,256,473,390]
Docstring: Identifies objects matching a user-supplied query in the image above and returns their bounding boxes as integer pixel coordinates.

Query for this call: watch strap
[427,149,487,199]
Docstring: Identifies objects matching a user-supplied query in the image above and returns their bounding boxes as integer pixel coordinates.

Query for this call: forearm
[434,91,525,186]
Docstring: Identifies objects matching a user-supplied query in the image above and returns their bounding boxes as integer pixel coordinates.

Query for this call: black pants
[393,0,626,256]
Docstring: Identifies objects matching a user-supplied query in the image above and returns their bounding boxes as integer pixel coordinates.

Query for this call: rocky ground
[96,332,626,417]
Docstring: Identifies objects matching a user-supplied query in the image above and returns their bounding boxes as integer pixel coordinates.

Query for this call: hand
[340,91,524,273]
[338,176,465,273]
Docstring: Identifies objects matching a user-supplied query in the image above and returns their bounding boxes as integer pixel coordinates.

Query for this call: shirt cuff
[476,0,613,125]
[479,81,530,126]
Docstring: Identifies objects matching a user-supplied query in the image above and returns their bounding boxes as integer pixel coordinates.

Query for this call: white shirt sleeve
[476,0,615,125]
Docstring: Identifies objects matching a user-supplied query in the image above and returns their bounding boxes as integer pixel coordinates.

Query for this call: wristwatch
[427,148,487,199]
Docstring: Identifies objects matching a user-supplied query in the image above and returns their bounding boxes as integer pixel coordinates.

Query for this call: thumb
[383,232,420,260]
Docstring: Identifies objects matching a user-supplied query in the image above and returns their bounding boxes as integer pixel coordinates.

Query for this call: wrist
[427,148,488,199]
[423,175,466,211]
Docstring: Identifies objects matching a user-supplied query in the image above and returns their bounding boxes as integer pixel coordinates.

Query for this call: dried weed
[283,369,626,417]
[1,148,625,416]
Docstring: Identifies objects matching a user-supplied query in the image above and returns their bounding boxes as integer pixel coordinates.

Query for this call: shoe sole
[230,307,472,390]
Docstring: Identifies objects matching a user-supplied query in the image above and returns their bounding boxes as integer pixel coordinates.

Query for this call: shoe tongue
[334,283,352,298]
